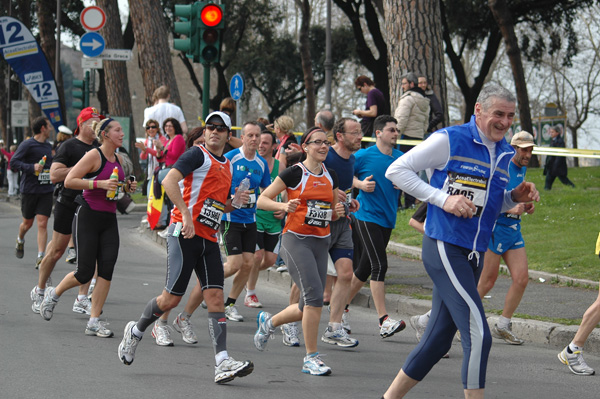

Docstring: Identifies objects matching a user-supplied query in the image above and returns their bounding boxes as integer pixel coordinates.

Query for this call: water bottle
[106,167,120,199]
[35,155,47,176]
[232,173,251,209]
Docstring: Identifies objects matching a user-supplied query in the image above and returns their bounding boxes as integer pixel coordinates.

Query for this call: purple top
[83,152,124,213]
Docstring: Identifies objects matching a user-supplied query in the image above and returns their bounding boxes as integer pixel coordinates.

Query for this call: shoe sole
[321,336,358,348]
[226,315,244,322]
[85,329,114,338]
[215,361,254,384]
[73,307,91,315]
[245,303,263,308]
[283,338,300,347]
[302,367,332,376]
[380,320,406,338]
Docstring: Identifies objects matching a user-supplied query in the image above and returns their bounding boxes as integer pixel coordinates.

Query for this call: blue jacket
[426,116,514,252]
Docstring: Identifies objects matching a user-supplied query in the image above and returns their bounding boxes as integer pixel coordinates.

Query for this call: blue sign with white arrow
[79,32,105,58]
[229,73,244,101]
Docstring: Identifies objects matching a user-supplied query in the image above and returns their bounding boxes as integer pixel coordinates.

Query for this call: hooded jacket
[394,88,430,140]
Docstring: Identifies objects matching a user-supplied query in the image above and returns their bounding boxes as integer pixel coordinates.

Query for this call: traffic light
[198,2,225,65]
[173,4,199,62]
[72,71,89,110]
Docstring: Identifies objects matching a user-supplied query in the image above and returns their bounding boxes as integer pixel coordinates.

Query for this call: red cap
[73,107,104,136]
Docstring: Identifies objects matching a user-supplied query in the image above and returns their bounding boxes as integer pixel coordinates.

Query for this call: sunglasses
[206,123,228,133]
[145,125,158,130]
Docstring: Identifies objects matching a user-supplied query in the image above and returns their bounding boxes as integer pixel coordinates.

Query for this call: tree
[295,0,316,127]
[383,0,447,121]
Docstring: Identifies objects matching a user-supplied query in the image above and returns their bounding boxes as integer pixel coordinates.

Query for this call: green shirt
[256,158,283,233]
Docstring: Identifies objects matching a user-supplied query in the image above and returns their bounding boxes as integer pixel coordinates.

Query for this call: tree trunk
[384,0,447,121]
[488,0,536,165]
[97,0,140,175]
[295,0,316,127]
[129,0,182,108]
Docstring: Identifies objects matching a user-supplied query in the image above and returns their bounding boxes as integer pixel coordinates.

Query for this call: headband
[100,118,114,134]
[303,129,325,149]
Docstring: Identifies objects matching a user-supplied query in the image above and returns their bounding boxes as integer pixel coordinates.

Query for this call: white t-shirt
[143,102,186,130]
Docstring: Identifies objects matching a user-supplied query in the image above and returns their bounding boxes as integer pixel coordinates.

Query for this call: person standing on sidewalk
[384,85,539,399]
[544,125,575,190]
[557,232,600,376]
[477,131,536,345]
[347,115,406,339]
[117,111,254,384]
[11,116,54,268]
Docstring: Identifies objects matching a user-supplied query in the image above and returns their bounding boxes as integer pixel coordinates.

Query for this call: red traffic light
[200,4,223,27]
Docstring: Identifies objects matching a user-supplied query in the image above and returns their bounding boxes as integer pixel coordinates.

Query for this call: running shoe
[87,281,95,300]
[30,286,43,314]
[409,315,427,342]
[244,294,263,308]
[65,247,77,264]
[302,352,332,376]
[151,321,174,346]
[379,316,406,338]
[35,254,43,269]
[491,323,524,345]
[254,311,274,351]
[321,326,358,348]
[85,321,114,338]
[40,287,58,321]
[46,275,52,288]
[558,346,595,376]
[225,304,244,322]
[15,239,24,259]
[73,297,92,315]
[281,322,300,347]
[201,300,207,309]
[214,357,254,384]
[173,313,198,344]
[341,308,351,334]
[276,265,288,273]
[118,321,141,365]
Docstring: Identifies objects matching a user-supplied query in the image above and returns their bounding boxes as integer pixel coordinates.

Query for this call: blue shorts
[488,223,524,255]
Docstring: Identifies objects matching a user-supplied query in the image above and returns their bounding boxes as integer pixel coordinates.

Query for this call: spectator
[1,144,18,196]
[417,74,444,134]
[143,85,188,135]
[353,75,389,141]
[544,125,575,190]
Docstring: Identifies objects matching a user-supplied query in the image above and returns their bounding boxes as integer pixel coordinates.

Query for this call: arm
[64,150,117,192]
[257,177,299,213]
[162,168,195,238]
[393,96,413,134]
[228,136,242,149]
[50,162,71,184]
[427,95,444,132]
[353,175,376,192]
[9,143,34,175]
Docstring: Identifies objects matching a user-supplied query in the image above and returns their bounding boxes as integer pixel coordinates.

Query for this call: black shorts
[53,199,78,235]
[256,230,281,254]
[220,221,257,256]
[21,192,53,219]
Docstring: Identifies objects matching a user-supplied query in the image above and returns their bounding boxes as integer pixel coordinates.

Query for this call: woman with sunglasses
[136,119,168,196]
[254,128,344,376]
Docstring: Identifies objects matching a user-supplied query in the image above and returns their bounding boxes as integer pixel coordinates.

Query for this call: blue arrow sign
[79,32,105,58]
[229,73,244,101]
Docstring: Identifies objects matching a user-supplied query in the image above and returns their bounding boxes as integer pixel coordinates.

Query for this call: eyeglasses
[306,140,331,147]
[343,131,362,136]
[145,125,158,130]
[206,123,228,133]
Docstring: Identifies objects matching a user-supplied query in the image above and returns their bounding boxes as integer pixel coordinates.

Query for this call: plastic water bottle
[232,173,251,209]
[35,155,47,176]
[106,167,120,199]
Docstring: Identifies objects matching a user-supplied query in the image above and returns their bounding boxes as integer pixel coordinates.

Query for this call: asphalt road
[0,201,598,398]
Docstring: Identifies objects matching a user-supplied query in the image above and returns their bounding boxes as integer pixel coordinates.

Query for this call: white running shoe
[87,281,95,299]
[40,287,58,321]
[276,265,288,273]
[409,315,427,342]
[379,316,406,338]
[302,352,332,376]
[558,346,595,376]
[281,322,300,347]
[85,321,114,338]
[321,326,358,348]
[30,286,43,314]
[73,297,92,315]
[491,323,524,345]
[341,308,351,334]
[214,357,254,384]
[224,304,244,322]
[151,321,174,346]
[172,313,198,344]
[118,321,141,365]
[254,311,274,351]
[65,247,77,264]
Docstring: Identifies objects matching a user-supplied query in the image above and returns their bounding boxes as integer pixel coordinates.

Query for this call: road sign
[80,6,106,32]
[95,49,132,61]
[11,100,29,127]
[82,57,103,69]
[229,73,244,101]
[79,32,105,57]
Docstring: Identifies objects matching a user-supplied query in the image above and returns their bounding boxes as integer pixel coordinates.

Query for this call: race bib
[38,168,51,185]
[241,189,257,209]
[345,188,352,206]
[504,212,521,220]
[197,198,225,230]
[443,172,488,217]
[304,199,333,228]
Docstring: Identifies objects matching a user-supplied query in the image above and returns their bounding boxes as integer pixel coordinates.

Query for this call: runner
[254,128,343,376]
[117,111,254,384]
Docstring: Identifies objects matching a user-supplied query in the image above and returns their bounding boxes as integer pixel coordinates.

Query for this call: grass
[390,165,600,282]
[130,192,147,204]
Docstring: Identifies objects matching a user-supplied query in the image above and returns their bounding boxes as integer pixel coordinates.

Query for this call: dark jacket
[425,90,444,133]
[545,135,568,176]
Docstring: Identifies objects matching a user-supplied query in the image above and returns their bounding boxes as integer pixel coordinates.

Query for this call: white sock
[497,315,511,329]
[328,322,342,331]
[88,317,99,326]
[132,325,144,339]
[77,295,87,301]
[215,350,229,366]
[17,237,24,244]
[569,342,582,352]
[246,289,256,296]
[38,251,44,258]
[90,278,97,286]
[51,291,60,301]
[36,286,45,295]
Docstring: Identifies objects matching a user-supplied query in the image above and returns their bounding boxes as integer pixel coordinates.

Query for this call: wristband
[89,180,93,189]
[94,180,98,189]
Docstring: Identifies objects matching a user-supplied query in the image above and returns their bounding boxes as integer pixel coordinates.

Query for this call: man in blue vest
[384,85,539,399]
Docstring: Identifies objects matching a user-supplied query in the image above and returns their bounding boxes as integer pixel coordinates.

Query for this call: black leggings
[73,205,119,284]
[352,218,392,282]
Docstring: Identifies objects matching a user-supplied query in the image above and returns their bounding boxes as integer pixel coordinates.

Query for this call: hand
[283,198,301,213]
[285,143,302,154]
[507,203,526,216]
[511,182,540,203]
[34,163,43,173]
[128,180,137,193]
[153,139,163,150]
[134,142,145,151]
[181,212,195,239]
[360,175,376,192]
[266,124,274,132]
[335,202,346,218]
[349,199,360,213]
[337,189,347,203]
[102,178,119,192]
[239,189,251,205]
[352,109,361,117]
[442,194,477,218]
[524,202,535,215]
[273,209,286,220]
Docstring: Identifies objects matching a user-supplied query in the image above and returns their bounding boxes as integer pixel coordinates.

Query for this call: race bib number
[241,189,257,209]
[304,200,333,228]
[38,168,51,185]
[197,198,225,230]
[345,188,352,206]
[443,172,488,217]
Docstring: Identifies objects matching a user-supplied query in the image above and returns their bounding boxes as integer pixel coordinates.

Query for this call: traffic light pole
[84,70,90,108]
[202,64,210,120]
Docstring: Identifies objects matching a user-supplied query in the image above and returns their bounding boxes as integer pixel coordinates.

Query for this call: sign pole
[202,64,210,120]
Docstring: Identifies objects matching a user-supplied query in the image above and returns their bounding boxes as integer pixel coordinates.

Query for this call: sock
[38,251,44,258]
[345,304,349,310]
[136,297,164,332]
[17,237,24,244]
[180,311,192,320]
[36,286,45,296]
[568,342,582,353]
[90,278,96,285]
[77,295,86,301]
[246,289,255,296]
[157,318,168,327]
[328,322,342,331]
[267,317,275,331]
[132,325,144,339]
[379,315,388,326]
[88,317,99,326]
[418,310,431,326]
[51,291,60,301]
[215,350,229,366]
[324,301,330,307]
[208,312,227,356]
[497,315,511,329]
[224,297,236,307]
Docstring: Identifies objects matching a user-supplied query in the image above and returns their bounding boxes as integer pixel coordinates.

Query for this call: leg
[302,305,323,354]
[89,277,111,318]
[247,249,265,292]
[383,370,420,399]
[501,247,529,319]
[18,217,34,241]
[573,285,600,347]
[35,214,49,255]
[544,173,556,190]
[228,252,255,300]
[558,175,575,187]
[477,249,502,298]
[37,230,71,289]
